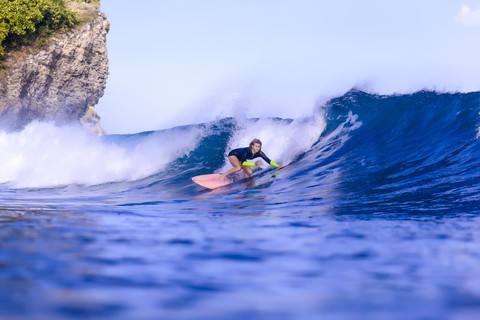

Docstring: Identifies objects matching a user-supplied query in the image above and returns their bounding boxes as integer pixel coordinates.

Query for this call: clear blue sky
[97,0,480,134]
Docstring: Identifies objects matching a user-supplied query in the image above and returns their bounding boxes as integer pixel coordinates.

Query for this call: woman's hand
[255,160,262,166]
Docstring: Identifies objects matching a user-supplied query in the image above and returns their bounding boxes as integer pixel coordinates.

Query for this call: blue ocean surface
[1,90,480,320]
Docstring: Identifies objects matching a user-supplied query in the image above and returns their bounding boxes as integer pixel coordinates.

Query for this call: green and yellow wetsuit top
[228,147,279,168]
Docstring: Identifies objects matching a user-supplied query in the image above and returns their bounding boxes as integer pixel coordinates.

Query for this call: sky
[97,0,480,134]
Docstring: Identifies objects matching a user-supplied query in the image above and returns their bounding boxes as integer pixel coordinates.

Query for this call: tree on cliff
[0,0,78,59]
[0,0,108,134]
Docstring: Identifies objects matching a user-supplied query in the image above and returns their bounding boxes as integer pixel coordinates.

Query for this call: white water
[0,122,205,188]
[220,109,326,173]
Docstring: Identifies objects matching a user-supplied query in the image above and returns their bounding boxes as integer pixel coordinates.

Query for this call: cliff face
[0,2,109,135]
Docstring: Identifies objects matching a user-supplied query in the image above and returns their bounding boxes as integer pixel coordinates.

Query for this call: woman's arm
[259,151,281,168]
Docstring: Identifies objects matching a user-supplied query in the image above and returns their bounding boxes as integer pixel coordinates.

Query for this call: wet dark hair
[249,139,262,151]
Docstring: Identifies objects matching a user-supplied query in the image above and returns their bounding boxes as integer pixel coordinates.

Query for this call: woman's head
[249,139,262,153]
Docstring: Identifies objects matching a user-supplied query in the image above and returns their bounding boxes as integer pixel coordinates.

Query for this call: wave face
[305,90,480,215]
[3,90,479,214]
[2,90,480,320]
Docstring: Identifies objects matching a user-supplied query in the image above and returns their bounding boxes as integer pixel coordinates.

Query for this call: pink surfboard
[192,174,231,190]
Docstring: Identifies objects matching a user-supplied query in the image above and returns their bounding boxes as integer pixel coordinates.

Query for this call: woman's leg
[242,166,253,176]
[242,160,260,176]
[220,156,242,182]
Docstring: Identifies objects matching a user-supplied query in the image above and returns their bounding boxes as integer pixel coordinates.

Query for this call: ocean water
[1,90,480,320]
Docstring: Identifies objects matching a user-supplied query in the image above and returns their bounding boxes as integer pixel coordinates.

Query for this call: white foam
[0,122,205,188]
[220,109,326,173]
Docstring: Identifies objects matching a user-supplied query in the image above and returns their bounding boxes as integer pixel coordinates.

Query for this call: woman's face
[252,143,261,153]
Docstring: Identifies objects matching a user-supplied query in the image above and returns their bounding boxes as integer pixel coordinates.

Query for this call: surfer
[220,139,283,182]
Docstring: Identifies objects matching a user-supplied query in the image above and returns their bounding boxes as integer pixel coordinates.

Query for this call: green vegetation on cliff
[0,0,83,59]
[72,0,100,9]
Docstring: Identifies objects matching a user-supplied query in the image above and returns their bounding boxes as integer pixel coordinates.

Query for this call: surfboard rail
[192,174,231,190]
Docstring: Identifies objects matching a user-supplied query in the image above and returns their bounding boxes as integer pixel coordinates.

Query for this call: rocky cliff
[0,1,109,136]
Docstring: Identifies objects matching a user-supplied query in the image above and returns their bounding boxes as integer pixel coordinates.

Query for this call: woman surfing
[220,139,283,183]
